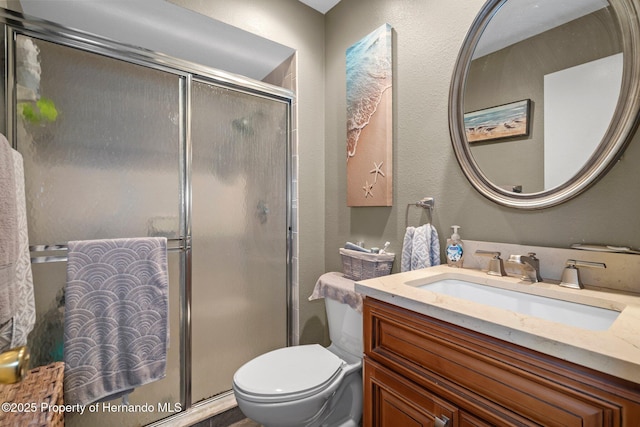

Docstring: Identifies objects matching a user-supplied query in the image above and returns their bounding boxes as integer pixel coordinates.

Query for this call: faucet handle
[560,259,606,289]
[475,250,507,276]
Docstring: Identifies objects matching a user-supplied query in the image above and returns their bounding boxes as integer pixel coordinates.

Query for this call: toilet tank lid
[233,344,343,398]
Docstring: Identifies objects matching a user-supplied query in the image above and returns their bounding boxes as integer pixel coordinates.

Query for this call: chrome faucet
[507,252,543,283]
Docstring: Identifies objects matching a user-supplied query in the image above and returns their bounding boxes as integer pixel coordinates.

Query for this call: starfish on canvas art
[369,161,385,183]
[362,181,374,198]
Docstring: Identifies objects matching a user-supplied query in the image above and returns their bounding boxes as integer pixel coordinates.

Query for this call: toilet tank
[325,298,363,359]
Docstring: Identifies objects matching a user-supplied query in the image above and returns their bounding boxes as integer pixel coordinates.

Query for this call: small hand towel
[401,227,415,272]
[428,224,441,268]
[411,225,430,270]
[64,237,169,405]
[401,224,441,272]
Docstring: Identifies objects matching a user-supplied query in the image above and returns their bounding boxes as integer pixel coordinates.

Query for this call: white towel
[0,137,33,352]
[64,237,169,405]
[401,224,441,272]
[8,149,35,349]
[0,135,19,328]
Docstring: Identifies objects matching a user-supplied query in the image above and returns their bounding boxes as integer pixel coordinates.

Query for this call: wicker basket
[340,248,395,281]
[0,362,65,427]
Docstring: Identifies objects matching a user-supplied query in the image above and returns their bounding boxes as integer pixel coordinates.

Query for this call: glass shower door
[15,34,183,427]
[191,80,289,401]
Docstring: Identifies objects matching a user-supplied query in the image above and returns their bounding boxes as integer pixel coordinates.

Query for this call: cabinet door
[364,358,456,427]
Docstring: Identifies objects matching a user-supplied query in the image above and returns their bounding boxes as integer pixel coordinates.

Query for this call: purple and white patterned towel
[64,237,169,405]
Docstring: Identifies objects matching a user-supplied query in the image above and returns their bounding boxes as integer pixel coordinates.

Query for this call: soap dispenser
[446,225,464,268]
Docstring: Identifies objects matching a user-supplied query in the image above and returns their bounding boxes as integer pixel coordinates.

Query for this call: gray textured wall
[324,0,640,276]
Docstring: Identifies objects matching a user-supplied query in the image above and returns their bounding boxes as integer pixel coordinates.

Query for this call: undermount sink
[418,279,620,331]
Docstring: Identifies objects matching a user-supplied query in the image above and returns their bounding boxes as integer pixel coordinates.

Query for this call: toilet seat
[233,344,345,403]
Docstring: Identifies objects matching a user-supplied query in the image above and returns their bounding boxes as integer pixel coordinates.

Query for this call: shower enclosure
[5,11,292,427]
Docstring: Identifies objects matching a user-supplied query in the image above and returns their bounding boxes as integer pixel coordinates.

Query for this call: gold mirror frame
[449,0,640,209]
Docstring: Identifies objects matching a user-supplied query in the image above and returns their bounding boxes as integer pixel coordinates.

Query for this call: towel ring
[405,197,435,228]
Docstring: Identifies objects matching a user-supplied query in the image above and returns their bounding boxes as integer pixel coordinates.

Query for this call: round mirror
[449,0,640,209]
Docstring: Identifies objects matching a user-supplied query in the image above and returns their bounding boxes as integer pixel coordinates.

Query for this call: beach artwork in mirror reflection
[464,99,531,143]
[346,23,393,206]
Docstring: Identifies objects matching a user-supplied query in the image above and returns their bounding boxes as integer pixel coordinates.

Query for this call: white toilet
[232,297,363,427]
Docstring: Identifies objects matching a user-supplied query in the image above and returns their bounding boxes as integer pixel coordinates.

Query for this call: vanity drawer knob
[435,415,450,427]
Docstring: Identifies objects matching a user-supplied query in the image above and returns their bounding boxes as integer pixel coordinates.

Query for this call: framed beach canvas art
[346,23,393,206]
[464,99,531,143]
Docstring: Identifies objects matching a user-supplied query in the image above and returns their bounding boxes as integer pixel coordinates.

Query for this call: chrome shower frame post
[285,100,294,347]
[4,25,14,145]
[180,74,193,410]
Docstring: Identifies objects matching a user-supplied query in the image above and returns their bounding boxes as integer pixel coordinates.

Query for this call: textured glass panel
[16,35,182,426]
[191,81,289,401]
[16,35,181,243]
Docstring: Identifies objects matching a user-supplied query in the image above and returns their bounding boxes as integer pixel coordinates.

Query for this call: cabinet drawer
[365,357,457,427]
[364,298,640,426]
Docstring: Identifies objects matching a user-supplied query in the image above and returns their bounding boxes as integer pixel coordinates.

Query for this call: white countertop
[355,265,640,383]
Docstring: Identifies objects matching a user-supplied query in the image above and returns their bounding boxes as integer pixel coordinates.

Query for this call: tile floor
[191,406,261,427]
[228,419,261,427]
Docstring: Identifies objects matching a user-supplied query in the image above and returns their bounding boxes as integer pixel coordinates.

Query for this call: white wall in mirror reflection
[544,53,622,189]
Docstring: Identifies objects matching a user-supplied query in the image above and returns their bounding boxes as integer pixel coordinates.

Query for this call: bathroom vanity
[356,265,640,426]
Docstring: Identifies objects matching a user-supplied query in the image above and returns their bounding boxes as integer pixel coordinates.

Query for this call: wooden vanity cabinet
[363,298,640,427]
